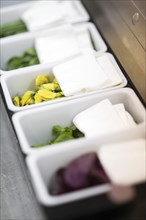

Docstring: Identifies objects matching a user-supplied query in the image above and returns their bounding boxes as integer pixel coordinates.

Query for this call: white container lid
[99,138,146,185]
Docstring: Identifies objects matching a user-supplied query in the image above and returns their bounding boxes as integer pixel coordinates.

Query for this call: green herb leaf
[49,124,84,145]
[32,143,48,148]
[6,47,40,70]
[0,20,27,38]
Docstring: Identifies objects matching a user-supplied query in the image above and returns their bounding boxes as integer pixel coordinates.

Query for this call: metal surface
[132,0,146,17]
[113,0,145,50]
[83,0,146,104]
[0,96,46,220]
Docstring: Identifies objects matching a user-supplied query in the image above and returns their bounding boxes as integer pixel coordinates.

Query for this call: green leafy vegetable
[49,132,74,144]
[6,47,40,70]
[49,125,84,144]
[52,125,66,136]
[0,20,27,38]
[32,143,48,148]
[32,124,84,148]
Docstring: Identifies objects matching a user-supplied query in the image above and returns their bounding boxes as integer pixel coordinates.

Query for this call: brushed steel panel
[132,0,146,18]
[83,0,146,104]
[113,0,145,50]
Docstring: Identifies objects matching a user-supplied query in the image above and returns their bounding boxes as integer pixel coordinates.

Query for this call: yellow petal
[34,93,43,103]
[38,89,56,99]
[41,83,57,91]
[41,97,51,101]
[35,74,50,87]
[21,91,34,106]
[13,96,20,106]
[49,78,62,91]
[26,97,34,105]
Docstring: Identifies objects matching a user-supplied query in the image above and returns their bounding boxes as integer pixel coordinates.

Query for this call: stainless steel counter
[1,96,46,220]
[83,0,146,104]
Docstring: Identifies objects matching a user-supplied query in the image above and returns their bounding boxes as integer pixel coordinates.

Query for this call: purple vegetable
[63,152,98,189]
[49,152,109,195]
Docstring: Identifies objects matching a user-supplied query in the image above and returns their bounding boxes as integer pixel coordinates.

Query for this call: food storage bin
[26,124,145,220]
[12,88,145,155]
[0,22,107,74]
[1,52,127,112]
[1,1,90,40]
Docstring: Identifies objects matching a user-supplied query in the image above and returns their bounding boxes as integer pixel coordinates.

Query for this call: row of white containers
[1,1,146,219]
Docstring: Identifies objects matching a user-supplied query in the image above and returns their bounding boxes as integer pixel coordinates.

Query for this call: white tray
[12,88,145,155]
[26,124,145,206]
[1,52,127,112]
[0,22,107,75]
[1,1,90,40]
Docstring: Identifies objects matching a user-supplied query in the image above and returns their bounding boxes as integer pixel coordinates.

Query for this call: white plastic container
[1,1,90,39]
[26,125,145,219]
[0,22,107,75]
[1,52,127,112]
[12,88,145,155]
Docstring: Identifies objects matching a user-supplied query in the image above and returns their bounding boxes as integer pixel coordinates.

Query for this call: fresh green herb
[49,125,84,144]
[32,143,48,148]
[72,125,85,138]
[32,125,84,148]
[6,47,40,70]
[0,20,27,38]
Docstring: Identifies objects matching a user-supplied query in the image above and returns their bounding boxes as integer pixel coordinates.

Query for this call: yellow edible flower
[34,93,43,103]
[38,89,56,100]
[26,97,34,105]
[41,83,58,91]
[20,91,34,106]
[12,75,64,107]
[13,96,20,106]
[35,74,50,87]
